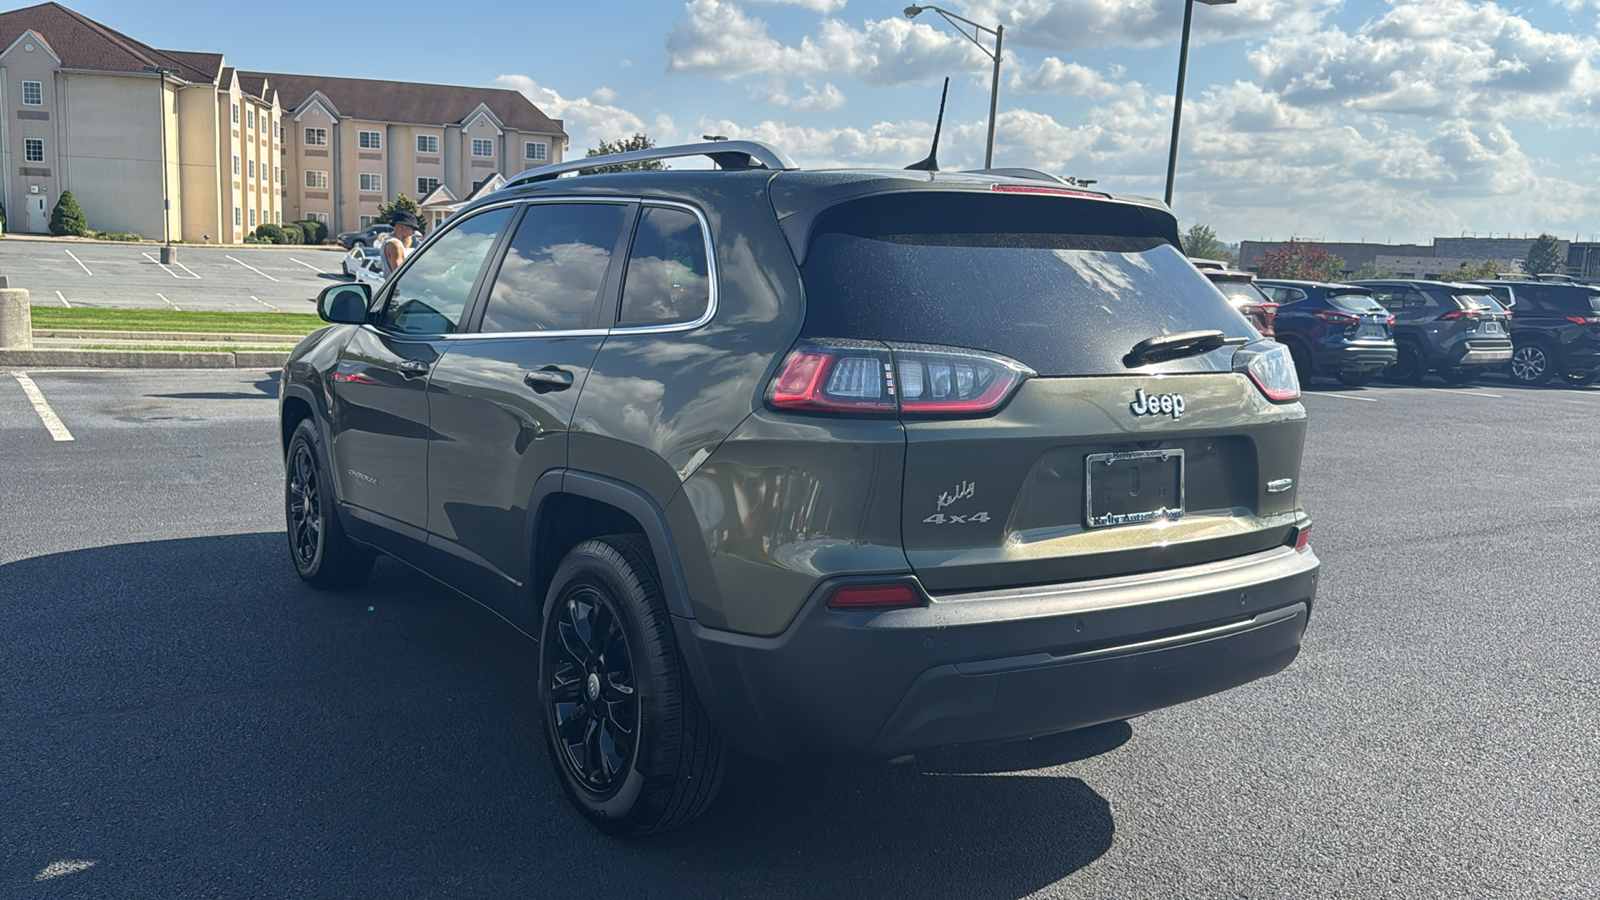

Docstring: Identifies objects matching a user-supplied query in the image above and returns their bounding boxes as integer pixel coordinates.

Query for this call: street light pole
[903,5,1004,168]
[1163,0,1234,208]
[142,65,180,261]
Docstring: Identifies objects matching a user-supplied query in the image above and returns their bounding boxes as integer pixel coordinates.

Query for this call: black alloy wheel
[538,535,725,836]
[1508,344,1555,385]
[547,585,639,794]
[284,419,375,589]
[1383,343,1427,385]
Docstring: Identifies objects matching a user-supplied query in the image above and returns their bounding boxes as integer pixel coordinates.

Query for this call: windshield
[1328,291,1386,314]
[1453,292,1497,311]
[799,194,1253,377]
[1210,278,1273,306]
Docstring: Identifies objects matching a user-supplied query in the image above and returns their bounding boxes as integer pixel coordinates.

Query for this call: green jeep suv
[280,141,1319,835]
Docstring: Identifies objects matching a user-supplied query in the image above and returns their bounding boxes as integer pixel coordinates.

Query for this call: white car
[342,246,382,278]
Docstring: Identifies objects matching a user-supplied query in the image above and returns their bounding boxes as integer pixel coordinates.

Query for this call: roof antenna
[905,77,949,172]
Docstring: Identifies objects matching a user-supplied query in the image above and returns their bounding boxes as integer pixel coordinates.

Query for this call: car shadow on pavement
[1,533,1119,899]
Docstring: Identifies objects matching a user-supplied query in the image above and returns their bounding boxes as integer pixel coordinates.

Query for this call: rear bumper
[1316,342,1396,373]
[675,544,1319,761]
[1452,340,1513,367]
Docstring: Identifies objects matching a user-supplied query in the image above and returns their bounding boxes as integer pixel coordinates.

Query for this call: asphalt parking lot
[2,370,1597,898]
[0,239,349,314]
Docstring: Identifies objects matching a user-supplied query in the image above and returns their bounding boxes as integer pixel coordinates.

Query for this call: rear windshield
[1328,290,1386,314]
[798,193,1253,377]
[1452,292,1497,311]
[1209,277,1273,306]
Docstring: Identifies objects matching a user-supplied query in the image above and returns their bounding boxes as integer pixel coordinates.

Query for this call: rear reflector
[826,582,924,611]
[1292,523,1312,552]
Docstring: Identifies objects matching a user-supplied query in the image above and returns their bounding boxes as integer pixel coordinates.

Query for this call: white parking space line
[174,259,201,279]
[289,257,324,272]
[251,295,280,312]
[1306,391,1378,402]
[157,292,180,310]
[1428,388,1501,399]
[54,290,70,308]
[227,255,280,282]
[64,249,93,276]
[13,373,74,442]
[142,251,200,280]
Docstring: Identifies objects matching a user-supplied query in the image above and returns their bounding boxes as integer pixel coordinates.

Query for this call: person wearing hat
[378,211,422,280]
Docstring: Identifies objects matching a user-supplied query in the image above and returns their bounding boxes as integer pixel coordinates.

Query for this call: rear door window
[798,193,1253,377]
[478,202,627,334]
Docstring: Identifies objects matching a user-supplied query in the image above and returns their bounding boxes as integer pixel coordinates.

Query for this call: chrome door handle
[397,359,431,377]
[524,368,575,390]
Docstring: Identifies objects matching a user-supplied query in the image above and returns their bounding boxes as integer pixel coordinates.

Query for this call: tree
[1522,233,1565,275]
[1254,239,1347,281]
[49,190,89,237]
[1440,258,1504,281]
[583,133,667,174]
[1181,223,1225,262]
[254,222,286,244]
[376,193,425,234]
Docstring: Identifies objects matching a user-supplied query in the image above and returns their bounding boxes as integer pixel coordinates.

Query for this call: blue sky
[57,0,1600,245]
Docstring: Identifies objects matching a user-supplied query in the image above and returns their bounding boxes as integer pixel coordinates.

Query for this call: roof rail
[499,140,798,191]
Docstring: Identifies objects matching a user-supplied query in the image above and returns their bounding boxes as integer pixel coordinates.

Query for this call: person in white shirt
[378,211,421,279]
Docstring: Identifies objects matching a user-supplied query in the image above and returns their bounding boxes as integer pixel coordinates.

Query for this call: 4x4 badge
[1130,388,1186,420]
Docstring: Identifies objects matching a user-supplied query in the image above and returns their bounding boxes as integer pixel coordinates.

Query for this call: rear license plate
[1356,324,1386,339]
[1480,320,1501,334]
[1085,450,1185,528]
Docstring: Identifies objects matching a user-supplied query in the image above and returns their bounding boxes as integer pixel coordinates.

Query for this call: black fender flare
[524,470,696,620]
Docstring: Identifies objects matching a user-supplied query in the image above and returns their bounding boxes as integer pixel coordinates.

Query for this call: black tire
[1336,369,1378,387]
[1384,342,1427,385]
[285,419,375,589]
[1286,342,1314,386]
[1564,371,1600,387]
[538,535,725,836]
[1508,343,1555,386]
[1439,366,1478,385]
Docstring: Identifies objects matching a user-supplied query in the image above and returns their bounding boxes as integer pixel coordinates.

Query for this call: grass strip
[76,345,292,353]
[30,307,322,335]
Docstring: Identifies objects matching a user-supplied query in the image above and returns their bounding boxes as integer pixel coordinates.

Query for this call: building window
[305,127,328,146]
[274,166,281,185]
[249,208,257,228]
[22,81,42,106]
[472,139,494,158]
[417,177,440,196]
[524,141,547,161]
[235,207,242,227]
[249,160,257,178]
[233,155,240,176]
[232,103,239,124]
[24,138,43,162]
[417,134,439,154]
[359,215,375,228]
[472,180,484,193]
[359,173,382,192]
[248,109,255,129]
[359,131,381,150]
[306,170,329,189]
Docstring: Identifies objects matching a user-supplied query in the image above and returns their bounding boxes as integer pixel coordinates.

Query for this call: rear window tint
[1327,291,1385,313]
[798,193,1253,377]
[1208,277,1272,305]
[1452,292,1496,311]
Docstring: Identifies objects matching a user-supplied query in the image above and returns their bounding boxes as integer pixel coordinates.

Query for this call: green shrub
[243,235,262,244]
[49,190,89,237]
[280,222,305,245]
[296,219,329,243]
[87,231,142,241]
[254,223,286,244]
[0,198,7,231]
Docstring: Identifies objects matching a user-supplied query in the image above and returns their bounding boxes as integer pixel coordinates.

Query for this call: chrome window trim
[434,196,719,341]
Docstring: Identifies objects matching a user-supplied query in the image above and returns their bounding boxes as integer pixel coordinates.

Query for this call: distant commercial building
[0,2,564,243]
[1240,235,1600,280]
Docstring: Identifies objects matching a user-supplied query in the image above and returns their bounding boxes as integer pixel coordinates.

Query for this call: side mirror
[317,283,371,324]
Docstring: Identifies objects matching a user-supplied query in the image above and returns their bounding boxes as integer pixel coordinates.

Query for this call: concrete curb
[0,347,290,368]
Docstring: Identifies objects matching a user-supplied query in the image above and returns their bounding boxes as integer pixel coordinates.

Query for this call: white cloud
[492,74,678,152]
[1012,58,1143,101]
[750,79,847,111]
[747,0,849,11]
[960,0,1337,52]
[666,0,987,85]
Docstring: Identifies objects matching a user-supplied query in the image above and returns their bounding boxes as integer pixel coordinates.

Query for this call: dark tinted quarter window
[480,203,626,333]
[379,206,512,335]
[798,193,1252,377]
[618,206,711,327]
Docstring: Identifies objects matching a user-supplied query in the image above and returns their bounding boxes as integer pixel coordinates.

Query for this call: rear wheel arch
[280,392,315,457]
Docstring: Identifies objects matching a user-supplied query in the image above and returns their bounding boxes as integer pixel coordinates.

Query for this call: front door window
[378,207,513,335]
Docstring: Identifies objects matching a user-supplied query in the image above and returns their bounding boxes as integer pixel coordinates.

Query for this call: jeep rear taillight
[767,341,1033,417]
